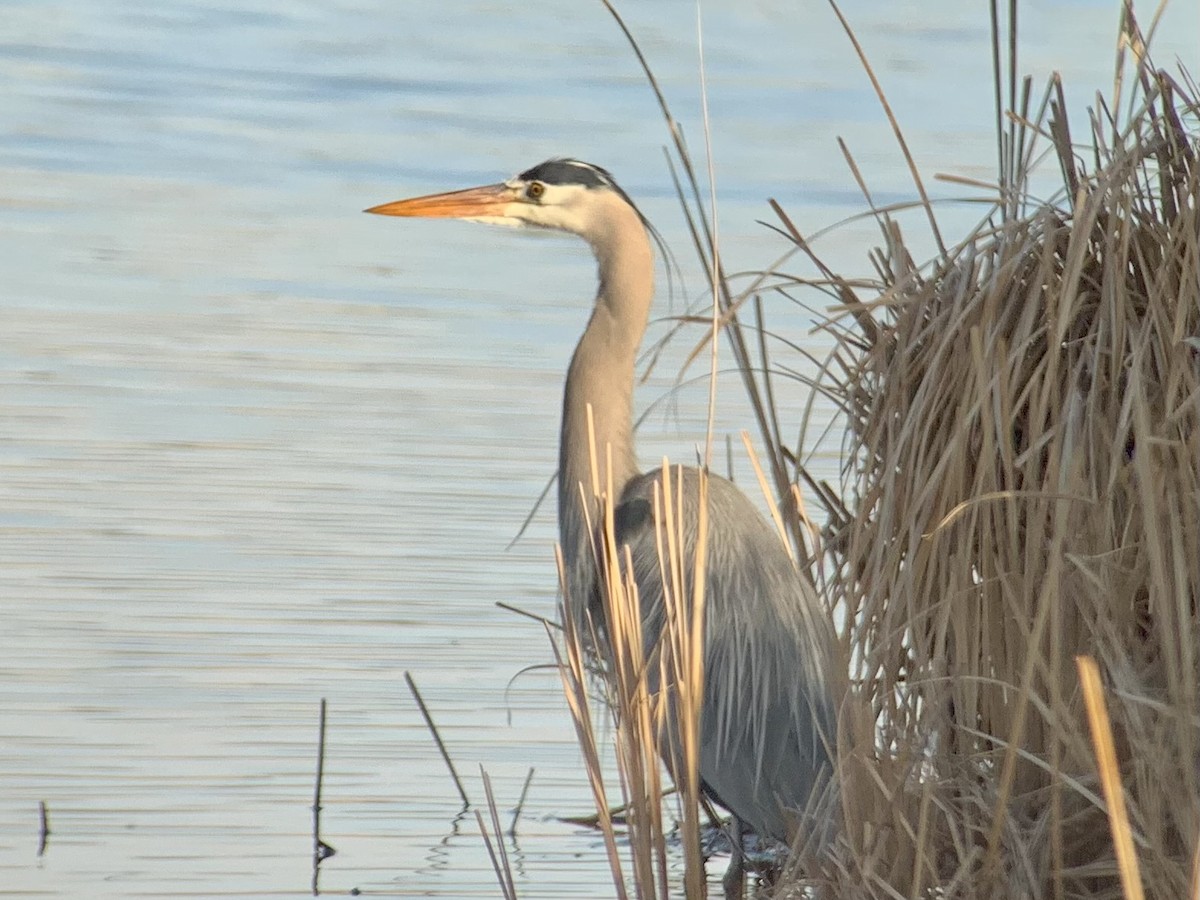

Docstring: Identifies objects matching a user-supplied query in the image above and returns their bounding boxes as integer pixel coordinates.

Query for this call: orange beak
[364,182,514,218]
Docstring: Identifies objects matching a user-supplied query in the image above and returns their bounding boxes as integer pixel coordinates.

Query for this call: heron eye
[527,182,545,200]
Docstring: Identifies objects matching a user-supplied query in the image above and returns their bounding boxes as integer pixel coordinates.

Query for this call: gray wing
[611,466,838,844]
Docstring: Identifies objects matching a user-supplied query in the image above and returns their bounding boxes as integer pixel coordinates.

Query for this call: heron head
[365,158,642,243]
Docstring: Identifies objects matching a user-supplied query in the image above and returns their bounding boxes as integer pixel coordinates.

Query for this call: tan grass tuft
[801,55,1200,900]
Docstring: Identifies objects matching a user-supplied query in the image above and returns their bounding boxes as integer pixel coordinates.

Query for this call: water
[1,1,1195,897]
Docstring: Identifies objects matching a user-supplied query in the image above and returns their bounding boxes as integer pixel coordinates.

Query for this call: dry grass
[551,426,710,899]
[774,16,1199,900]
[546,5,1200,900]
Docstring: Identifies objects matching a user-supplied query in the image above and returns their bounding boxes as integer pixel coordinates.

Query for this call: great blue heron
[367,158,839,891]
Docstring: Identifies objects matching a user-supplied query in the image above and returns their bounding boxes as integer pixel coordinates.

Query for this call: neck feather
[558,202,654,597]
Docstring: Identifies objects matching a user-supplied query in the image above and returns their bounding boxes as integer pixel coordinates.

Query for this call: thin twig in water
[404,671,471,807]
[36,801,49,857]
[311,698,336,897]
[476,767,518,900]
[509,767,535,836]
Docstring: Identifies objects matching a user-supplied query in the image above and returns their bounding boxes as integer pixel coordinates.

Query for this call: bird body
[368,158,838,859]
[611,466,837,844]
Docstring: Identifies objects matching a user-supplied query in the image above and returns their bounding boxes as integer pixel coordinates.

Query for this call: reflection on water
[1,0,1195,897]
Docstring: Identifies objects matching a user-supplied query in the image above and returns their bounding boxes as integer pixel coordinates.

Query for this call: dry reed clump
[813,62,1200,898]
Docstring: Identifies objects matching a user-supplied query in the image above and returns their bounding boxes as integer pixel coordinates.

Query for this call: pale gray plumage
[367,157,839,871]
[611,469,837,844]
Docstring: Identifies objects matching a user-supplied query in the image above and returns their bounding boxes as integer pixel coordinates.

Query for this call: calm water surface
[2,1,1195,897]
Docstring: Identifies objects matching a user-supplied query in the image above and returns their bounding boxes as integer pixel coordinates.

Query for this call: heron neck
[558,216,654,593]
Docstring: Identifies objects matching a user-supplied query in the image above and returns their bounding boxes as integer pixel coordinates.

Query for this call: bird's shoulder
[613,465,776,548]
[611,465,835,676]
